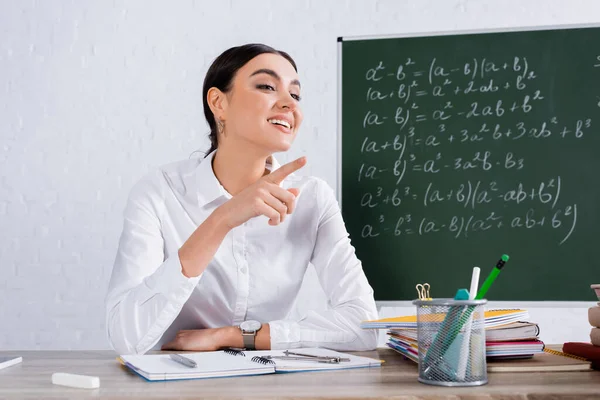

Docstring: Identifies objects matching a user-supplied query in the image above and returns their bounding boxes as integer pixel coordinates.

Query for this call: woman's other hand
[161,327,239,352]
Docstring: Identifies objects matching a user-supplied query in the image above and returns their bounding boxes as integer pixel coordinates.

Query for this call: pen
[169,353,197,368]
[264,355,345,364]
[283,350,350,363]
[475,254,509,300]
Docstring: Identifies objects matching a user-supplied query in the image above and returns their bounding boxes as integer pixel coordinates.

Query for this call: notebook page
[121,351,274,380]
[246,348,383,372]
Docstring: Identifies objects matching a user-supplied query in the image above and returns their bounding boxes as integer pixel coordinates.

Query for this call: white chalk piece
[51,372,100,389]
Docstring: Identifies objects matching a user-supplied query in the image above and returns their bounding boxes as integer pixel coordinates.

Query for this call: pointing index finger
[267,157,307,184]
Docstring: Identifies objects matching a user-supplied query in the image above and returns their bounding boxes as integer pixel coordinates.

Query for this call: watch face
[240,320,261,332]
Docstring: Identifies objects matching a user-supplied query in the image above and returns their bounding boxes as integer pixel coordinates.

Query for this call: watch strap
[242,332,256,350]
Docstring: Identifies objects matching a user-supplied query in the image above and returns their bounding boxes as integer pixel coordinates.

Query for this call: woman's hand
[177,156,306,278]
[218,157,307,229]
[161,327,239,352]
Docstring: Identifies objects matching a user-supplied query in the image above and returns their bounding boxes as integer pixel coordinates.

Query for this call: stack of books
[362,309,545,362]
[562,284,600,369]
[483,321,544,359]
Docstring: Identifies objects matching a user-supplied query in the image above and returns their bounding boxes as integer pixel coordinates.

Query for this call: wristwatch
[239,320,262,350]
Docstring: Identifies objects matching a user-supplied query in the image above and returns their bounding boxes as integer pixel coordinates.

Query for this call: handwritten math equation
[349,54,599,245]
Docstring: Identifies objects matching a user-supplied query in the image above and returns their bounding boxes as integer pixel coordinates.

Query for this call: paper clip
[416,283,432,300]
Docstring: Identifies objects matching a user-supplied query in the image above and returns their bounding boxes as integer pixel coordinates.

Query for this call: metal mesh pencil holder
[413,299,488,387]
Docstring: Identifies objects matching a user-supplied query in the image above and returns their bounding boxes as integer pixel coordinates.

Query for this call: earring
[217,119,225,136]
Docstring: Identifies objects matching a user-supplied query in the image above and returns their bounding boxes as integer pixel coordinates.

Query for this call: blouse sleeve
[268,179,379,350]
[105,172,201,354]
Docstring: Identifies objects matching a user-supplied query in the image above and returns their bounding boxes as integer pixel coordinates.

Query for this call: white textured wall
[1,0,598,350]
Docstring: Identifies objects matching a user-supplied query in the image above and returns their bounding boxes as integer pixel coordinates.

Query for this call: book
[119,348,382,381]
[0,356,22,371]
[589,306,600,328]
[361,309,529,329]
[387,338,418,363]
[485,340,545,357]
[591,328,600,347]
[387,331,544,360]
[387,321,539,341]
[563,342,600,369]
[486,349,592,372]
[485,321,539,342]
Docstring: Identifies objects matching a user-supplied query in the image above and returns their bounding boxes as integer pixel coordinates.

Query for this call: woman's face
[222,53,303,154]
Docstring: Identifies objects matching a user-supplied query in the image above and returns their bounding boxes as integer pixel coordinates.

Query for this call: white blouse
[105,151,379,354]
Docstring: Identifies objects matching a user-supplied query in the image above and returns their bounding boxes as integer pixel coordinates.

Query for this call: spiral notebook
[119,348,382,381]
[361,309,529,329]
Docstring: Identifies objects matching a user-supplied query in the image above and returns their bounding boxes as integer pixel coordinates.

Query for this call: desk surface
[0,349,599,399]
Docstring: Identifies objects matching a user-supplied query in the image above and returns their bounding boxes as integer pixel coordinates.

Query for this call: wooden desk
[0,349,598,399]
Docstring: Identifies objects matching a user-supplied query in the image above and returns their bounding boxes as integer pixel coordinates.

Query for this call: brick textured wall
[1,0,598,349]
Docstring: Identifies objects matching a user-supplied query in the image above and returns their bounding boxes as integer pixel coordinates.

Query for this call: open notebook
[119,348,383,381]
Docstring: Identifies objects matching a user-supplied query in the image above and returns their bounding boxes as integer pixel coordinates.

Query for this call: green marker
[475,254,509,300]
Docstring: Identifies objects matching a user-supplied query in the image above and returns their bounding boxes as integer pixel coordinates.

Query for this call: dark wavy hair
[202,44,297,157]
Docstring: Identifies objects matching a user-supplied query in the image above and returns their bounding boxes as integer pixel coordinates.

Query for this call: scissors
[416,283,432,300]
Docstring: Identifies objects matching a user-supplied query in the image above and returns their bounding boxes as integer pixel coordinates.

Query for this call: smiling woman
[104,44,379,355]
[203,46,303,160]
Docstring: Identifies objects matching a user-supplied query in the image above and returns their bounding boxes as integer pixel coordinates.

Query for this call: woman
[105,44,379,355]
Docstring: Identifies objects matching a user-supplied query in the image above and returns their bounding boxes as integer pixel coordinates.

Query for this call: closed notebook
[119,348,382,381]
[589,306,600,328]
[487,349,592,372]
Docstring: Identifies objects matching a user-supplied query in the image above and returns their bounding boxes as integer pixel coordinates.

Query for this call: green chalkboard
[339,26,600,301]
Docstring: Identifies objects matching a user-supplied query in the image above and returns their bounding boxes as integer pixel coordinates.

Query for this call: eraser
[454,288,470,300]
[51,372,100,389]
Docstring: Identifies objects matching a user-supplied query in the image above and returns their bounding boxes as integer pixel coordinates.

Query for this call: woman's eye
[257,84,275,91]
[257,84,301,101]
